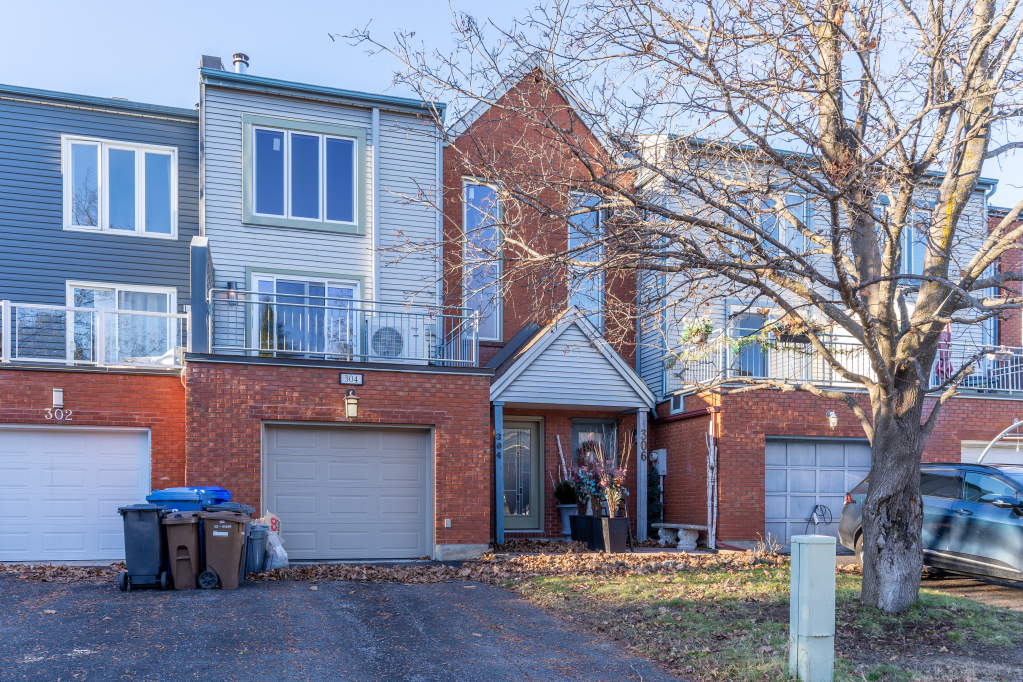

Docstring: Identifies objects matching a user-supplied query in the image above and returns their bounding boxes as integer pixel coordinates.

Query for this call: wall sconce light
[344,388,359,420]
[826,410,838,429]
[52,388,64,409]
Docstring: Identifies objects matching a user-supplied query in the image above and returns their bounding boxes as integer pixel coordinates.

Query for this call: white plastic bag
[264,530,289,571]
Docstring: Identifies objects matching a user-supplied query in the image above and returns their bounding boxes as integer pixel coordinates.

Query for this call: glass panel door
[732,313,767,377]
[504,420,541,530]
[253,276,357,357]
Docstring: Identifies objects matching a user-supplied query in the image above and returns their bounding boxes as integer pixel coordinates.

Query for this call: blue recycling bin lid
[147,486,232,502]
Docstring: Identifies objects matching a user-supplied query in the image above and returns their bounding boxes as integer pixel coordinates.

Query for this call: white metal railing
[664,332,1023,396]
[0,301,189,368]
[209,288,480,367]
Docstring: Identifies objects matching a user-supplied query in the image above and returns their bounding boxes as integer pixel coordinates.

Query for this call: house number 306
[44,409,72,421]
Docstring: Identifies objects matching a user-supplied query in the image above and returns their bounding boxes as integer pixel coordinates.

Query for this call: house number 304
[44,409,73,421]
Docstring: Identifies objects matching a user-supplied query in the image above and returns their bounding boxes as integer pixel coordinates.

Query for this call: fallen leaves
[42,610,56,615]
[496,538,589,554]
[1,562,125,584]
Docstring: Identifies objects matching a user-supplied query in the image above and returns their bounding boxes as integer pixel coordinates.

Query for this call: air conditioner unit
[366,316,434,364]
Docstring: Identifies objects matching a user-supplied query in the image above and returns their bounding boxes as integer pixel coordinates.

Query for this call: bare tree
[349,0,1023,611]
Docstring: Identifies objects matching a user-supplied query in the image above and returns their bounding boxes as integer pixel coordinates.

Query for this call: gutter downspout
[436,137,443,309]
[371,108,380,302]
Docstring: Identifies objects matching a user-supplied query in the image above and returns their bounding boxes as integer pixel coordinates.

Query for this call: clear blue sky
[2,0,1021,208]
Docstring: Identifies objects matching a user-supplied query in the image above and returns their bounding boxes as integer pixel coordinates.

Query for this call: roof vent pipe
[233,53,249,74]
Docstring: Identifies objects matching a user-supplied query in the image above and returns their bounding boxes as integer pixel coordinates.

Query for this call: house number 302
[44,409,73,421]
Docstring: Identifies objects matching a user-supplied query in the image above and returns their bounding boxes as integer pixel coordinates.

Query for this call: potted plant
[591,432,634,554]
[680,316,714,345]
[553,480,577,537]
[771,313,831,344]
[570,463,599,545]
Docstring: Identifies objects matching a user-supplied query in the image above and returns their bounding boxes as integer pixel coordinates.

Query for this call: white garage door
[0,428,150,562]
[765,439,871,548]
[961,440,1023,465]
[264,425,432,561]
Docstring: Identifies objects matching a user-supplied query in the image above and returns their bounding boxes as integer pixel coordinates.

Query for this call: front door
[503,420,541,530]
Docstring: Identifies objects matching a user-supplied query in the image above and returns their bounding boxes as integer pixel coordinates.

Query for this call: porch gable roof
[489,308,655,410]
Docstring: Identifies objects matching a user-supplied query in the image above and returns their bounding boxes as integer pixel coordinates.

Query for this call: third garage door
[764,438,871,548]
[264,425,431,560]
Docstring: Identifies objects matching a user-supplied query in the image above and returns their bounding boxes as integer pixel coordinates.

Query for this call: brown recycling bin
[199,511,248,589]
[163,511,201,590]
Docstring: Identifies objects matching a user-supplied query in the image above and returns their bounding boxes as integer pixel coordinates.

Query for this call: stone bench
[651,523,708,551]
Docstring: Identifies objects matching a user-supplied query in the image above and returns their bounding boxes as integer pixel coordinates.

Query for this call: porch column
[493,401,505,546]
[637,409,648,542]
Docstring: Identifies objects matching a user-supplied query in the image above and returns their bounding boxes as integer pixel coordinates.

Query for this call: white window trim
[462,178,503,342]
[65,280,178,312]
[61,135,178,239]
[568,191,606,331]
[251,127,359,227]
[669,392,685,415]
[249,272,362,299]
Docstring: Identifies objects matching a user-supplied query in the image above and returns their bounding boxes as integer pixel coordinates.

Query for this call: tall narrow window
[464,183,502,341]
[70,143,99,227]
[63,136,177,238]
[326,138,355,223]
[904,210,931,275]
[107,148,136,231]
[290,133,320,220]
[568,193,604,330]
[731,312,767,377]
[762,194,807,252]
[254,129,285,216]
[144,152,173,234]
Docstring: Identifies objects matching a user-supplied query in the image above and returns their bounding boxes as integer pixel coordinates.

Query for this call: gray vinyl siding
[0,94,199,308]
[202,85,441,304]
[499,324,648,407]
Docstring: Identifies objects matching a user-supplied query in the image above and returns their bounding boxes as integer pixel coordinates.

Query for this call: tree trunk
[859,386,925,612]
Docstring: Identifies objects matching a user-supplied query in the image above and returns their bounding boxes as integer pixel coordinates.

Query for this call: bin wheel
[160,571,169,590]
[118,572,130,592]
[198,570,218,590]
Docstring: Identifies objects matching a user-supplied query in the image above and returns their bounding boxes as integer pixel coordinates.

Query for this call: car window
[920,469,959,498]
[996,467,1023,488]
[962,472,1018,503]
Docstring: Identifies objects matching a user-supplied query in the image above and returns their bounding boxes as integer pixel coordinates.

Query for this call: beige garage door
[263,425,432,561]
[0,427,150,562]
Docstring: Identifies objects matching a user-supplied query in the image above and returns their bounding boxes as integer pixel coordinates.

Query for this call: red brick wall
[184,361,492,546]
[443,73,637,367]
[651,389,1021,542]
[0,368,186,490]
[989,211,1022,346]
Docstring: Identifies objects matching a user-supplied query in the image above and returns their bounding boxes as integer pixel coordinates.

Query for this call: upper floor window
[63,136,177,239]
[762,194,808,253]
[568,193,605,331]
[243,115,366,235]
[903,207,932,276]
[463,182,502,341]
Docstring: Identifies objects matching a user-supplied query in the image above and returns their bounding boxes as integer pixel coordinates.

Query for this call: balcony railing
[664,332,1023,396]
[0,300,189,369]
[208,288,480,367]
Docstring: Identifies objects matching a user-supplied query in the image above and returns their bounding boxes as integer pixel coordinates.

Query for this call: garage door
[264,425,431,561]
[765,439,871,548]
[0,428,150,562]
[961,440,1023,465]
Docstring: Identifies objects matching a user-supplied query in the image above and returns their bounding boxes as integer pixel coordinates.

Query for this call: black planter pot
[778,332,810,344]
[600,517,630,554]
[569,515,587,543]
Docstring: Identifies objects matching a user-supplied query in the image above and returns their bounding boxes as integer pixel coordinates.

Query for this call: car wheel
[855,535,864,568]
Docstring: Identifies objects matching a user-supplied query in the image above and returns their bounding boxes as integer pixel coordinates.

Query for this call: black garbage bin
[117,503,168,591]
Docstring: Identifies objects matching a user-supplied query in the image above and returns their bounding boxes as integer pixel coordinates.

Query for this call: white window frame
[568,191,605,331]
[669,393,685,414]
[462,179,504,341]
[251,127,359,227]
[61,135,178,239]
[249,272,362,354]
[64,281,178,364]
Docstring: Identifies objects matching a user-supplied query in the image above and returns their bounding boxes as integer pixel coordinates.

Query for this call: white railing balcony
[664,332,1023,397]
[208,288,480,367]
[0,300,189,369]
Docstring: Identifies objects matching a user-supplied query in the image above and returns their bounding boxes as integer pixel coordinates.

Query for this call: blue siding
[0,94,199,309]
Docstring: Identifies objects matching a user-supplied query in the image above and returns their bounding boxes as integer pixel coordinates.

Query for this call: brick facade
[989,209,1022,347]
[652,389,1021,543]
[0,367,187,490]
[183,360,493,548]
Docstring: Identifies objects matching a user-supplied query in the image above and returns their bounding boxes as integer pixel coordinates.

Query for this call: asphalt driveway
[0,574,681,681]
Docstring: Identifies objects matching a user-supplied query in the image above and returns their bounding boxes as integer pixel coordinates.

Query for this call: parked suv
[839,463,1023,581]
